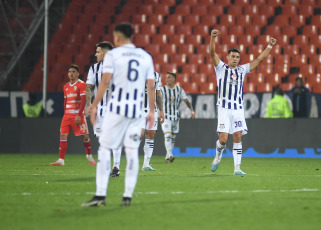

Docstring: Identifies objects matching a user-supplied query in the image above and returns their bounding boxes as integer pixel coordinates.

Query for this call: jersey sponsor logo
[66,93,78,98]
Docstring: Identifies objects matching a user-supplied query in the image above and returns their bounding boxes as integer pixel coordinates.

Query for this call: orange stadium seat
[146,44,161,55]
[227,5,243,15]
[311,15,321,26]
[245,25,261,37]
[224,34,238,47]
[300,64,315,76]
[282,5,297,16]
[293,35,308,46]
[256,82,272,92]
[154,5,169,15]
[192,73,208,85]
[137,5,154,14]
[284,0,300,5]
[274,15,289,27]
[229,25,244,35]
[243,82,256,93]
[121,5,138,15]
[144,0,160,4]
[198,0,214,5]
[275,54,290,65]
[175,5,191,15]
[161,0,176,5]
[161,63,177,73]
[302,25,318,37]
[192,6,207,15]
[193,25,210,36]
[291,54,307,66]
[251,15,267,27]
[252,0,265,4]
[176,73,190,85]
[159,24,176,36]
[183,0,198,5]
[133,34,150,47]
[237,15,252,26]
[188,54,205,65]
[266,0,282,6]
[310,35,321,46]
[215,25,228,36]
[131,14,147,24]
[170,54,187,65]
[289,15,305,27]
[220,15,235,26]
[282,26,297,37]
[161,44,177,54]
[177,44,194,54]
[300,44,317,56]
[266,73,281,87]
[216,0,231,6]
[265,25,281,36]
[140,24,157,35]
[184,82,200,94]
[298,5,313,17]
[201,15,217,26]
[207,5,224,16]
[238,34,253,46]
[199,82,216,94]
[283,45,299,55]
[152,34,168,44]
[167,15,183,25]
[184,15,200,26]
[153,53,169,64]
[170,35,185,45]
[176,25,192,36]
[186,35,202,46]
[260,5,275,17]
[257,64,273,75]
[197,45,209,55]
[148,14,163,25]
[275,64,289,75]
[244,5,260,15]
[199,64,214,75]
[309,54,321,66]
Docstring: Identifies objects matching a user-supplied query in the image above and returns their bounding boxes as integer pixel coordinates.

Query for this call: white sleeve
[243,63,250,74]
[180,87,188,100]
[102,52,114,74]
[155,73,161,90]
[214,60,225,80]
[86,65,95,85]
[146,55,155,80]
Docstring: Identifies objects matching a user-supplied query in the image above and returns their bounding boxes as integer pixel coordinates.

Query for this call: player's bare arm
[90,73,112,125]
[209,29,221,66]
[146,79,155,130]
[86,84,94,114]
[183,99,195,119]
[156,90,165,124]
[250,37,277,72]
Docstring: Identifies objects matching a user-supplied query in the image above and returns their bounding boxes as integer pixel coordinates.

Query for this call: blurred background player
[266,87,293,118]
[209,29,276,175]
[160,72,195,163]
[140,71,164,171]
[50,64,96,166]
[22,92,43,118]
[82,22,155,207]
[290,77,311,118]
[86,41,122,177]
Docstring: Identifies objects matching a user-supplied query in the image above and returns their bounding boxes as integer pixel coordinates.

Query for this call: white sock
[233,142,242,170]
[113,147,122,170]
[95,146,111,196]
[143,139,154,166]
[58,158,64,163]
[123,147,139,198]
[164,133,172,159]
[215,140,226,160]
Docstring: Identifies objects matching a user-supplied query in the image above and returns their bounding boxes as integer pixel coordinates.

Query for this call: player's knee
[145,130,156,139]
[60,134,68,140]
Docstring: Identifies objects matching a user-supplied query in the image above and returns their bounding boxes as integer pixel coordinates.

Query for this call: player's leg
[110,147,122,177]
[50,116,71,165]
[122,117,143,206]
[81,134,96,165]
[82,146,111,206]
[161,119,173,162]
[142,129,157,171]
[168,120,179,163]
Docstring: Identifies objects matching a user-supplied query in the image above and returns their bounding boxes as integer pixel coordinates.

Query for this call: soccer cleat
[165,158,170,163]
[110,167,120,177]
[121,197,131,206]
[81,196,106,207]
[211,157,220,172]
[50,161,64,166]
[86,154,96,166]
[142,165,156,171]
[234,170,247,175]
[169,156,175,163]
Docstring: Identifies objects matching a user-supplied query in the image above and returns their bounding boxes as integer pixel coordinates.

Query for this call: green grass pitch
[0,154,320,230]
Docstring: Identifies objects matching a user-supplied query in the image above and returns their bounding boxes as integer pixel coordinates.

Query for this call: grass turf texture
[0,154,320,230]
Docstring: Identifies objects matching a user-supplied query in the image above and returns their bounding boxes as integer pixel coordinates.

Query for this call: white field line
[16,188,320,196]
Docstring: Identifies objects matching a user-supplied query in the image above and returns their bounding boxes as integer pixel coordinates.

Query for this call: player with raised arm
[141,71,165,171]
[161,72,195,163]
[86,41,122,177]
[50,64,96,166]
[209,29,277,175]
[82,22,155,207]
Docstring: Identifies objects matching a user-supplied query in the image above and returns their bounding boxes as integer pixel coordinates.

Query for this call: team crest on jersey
[66,88,68,91]
[74,86,77,90]
[230,74,238,85]
[170,95,175,101]
[130,134,140,142]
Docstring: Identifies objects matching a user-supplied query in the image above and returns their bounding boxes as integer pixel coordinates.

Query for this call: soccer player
[209,29,277,175]
[160,72,195,163]
[82,22,155,207]
[86,41,122,177]
[50,64,96,166]
[141,71,165,171]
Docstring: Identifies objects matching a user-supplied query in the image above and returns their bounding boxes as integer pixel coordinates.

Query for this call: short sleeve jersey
[214,60,250,110]
[63,79,86,116]
[102,44,154,118]
[86,62,110,116]
[143,72,161,113]
[161,85,187,121]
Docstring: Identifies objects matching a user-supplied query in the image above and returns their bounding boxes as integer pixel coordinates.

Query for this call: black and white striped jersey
[214,60,250,110]
[102,44,154,118]
[143,72,161,113]
[160,85,187,121]
[86,62,110,116]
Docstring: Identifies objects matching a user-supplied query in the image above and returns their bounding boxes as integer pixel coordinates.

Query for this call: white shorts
[141,111,158,131]
[217,106,248,135]
[93,115,104,137]
[161,119,179,134]
[99,112,144,149]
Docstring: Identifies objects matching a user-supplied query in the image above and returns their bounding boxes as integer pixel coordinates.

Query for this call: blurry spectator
[266,88,293,118]
[290,77,311,118]
[23,93,43,117]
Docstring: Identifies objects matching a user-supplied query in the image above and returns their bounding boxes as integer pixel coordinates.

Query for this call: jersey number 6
[127,59,140,82]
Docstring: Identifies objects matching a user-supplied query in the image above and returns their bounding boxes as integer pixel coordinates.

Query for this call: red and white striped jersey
[63,79,86,115]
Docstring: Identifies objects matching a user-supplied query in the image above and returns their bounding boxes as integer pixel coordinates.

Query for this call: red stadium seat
[199,82,216,94]
[197,45,209,55]
[302,25,318,37]
[275,35,289,46]
[175,5,190,15]
[148,14,163,25]
[284,0,300,5]
[282,26,297,37]
[260,5,275,17]
[229,25,244,35]
[311,15,321,26]
[176,73,190,85]
[121,5,138,15]
[193,25,210,36]
[153,53,169,64]
[245,25,261,37]
[88,24,104,34]
[243,82,256,93]
[201,15,217,25]
[145,44,161,56]
[280,83,294,92]
[275,64,289,75]
[275,54,290,65]
[198,0,214,5]
[192,73,208,85]
[177,44,194,54]
[299,64,315,76]
[132,14,147,24]
[154,5,170,15]
[161,0,176,5]
[298,5,313,16]
[265,25,280,36]
[309,54,321,66]
[244,5,260,15]
[207,5,224,15]
[266,73,281,87]
[310,35,321,46]
[161,63,177,73]
[170,35,185,45]
[159,25,176,36]
[176,25,192,36]
[257,64,273,75]
[114,14,132,24]
[248,44,265,56]
[140,24,157,35]
[183,0,198,5]
[238,34,253,46]
[220,15,235,26]
[283,45,299,55]
[184,82,200,94]
[300,44,317,56]
[293,35,308,46]
[215,25,229,36]
[170,54,187,65]
[193,6,207,15]
[167,15,183,25]
[291,54,307,66]
[282,5,297,16]
[137,5,154,14]
[252,0,265,4]
[199,64,214,75]
[186,35,202,46]
[161,44,177,54]
[248,73,265,84]
[251,15,267,27]
[144,0,160,4]
[237,15,252,26]
[152,34,168,44]
[227,5,243,15]
[256,82,272,93]
[274,15,289,27]
[188,54,205,65]
[133,34,150,47]
[223,34,238,47]
[184,15,200,26]
[289,15,305,27]
[216,0,231,6]
[266,0,282,6]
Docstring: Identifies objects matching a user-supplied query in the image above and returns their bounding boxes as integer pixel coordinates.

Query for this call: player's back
[103,44,154,118]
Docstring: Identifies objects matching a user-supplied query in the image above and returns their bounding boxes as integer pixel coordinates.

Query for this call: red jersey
[63,79,86,116]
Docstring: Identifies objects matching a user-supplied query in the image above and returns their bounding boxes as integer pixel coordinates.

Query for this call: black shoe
[81,196,106,207]
[169,156,175,163]
[121,197,131,206]
[110,167,120,177]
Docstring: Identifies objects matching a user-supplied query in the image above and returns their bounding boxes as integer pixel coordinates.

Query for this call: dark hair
[228,48,241,54]
[114,22,134,39]
[295,77,303,83]
[167,72,177,79]
[275,87,284,96]
[96,41,114,51]
[67,64,79,72]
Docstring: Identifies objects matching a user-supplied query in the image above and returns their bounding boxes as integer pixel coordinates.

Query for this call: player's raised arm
[209,29,221,67]
[250,37,277,72]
